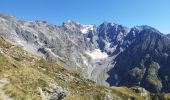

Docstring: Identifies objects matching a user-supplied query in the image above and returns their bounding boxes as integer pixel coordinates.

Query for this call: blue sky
[0,0,170,34]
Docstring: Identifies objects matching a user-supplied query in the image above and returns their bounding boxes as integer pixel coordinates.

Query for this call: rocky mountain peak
[62,20,81,27]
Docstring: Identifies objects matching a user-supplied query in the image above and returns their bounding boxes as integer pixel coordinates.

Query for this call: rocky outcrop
[38,84,68,100]
[130,86,150,100]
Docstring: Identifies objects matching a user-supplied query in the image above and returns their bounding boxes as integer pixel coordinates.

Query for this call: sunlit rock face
[1,14,170,93]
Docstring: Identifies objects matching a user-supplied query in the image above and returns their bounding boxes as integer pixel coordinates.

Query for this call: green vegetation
[146,62,162,92]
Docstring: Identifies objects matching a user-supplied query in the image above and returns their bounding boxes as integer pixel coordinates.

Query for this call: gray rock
[38,84,68,100]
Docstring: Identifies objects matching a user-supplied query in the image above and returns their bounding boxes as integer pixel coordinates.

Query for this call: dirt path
[0,78,12,100]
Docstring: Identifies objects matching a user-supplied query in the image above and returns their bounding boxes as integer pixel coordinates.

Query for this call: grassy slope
[0,37,169,100]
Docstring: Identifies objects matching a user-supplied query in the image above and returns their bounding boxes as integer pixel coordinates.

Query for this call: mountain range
[0,13,170,97]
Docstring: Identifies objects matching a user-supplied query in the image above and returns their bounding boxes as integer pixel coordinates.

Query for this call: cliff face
[107,28,170,93]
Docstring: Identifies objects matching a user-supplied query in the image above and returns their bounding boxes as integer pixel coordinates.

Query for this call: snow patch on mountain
[81,25,94,34]
[16,39,26,46]
[85,49,108,60]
